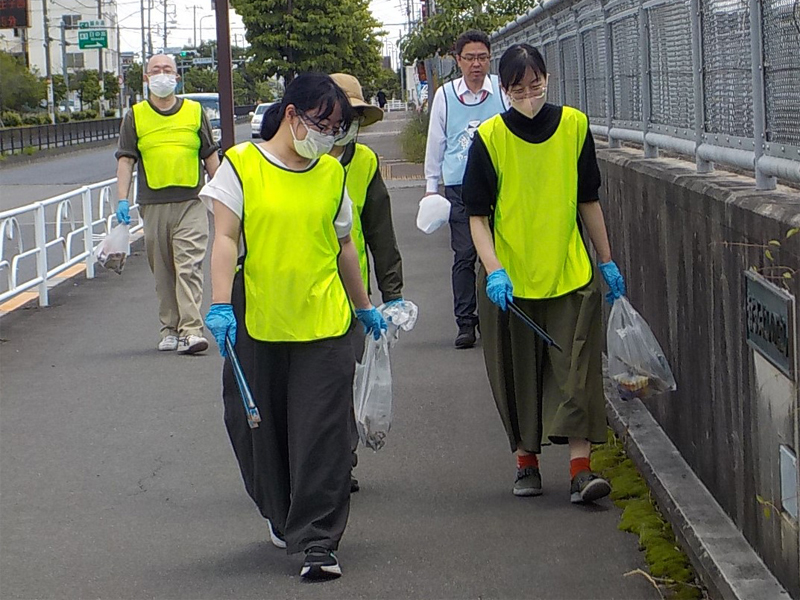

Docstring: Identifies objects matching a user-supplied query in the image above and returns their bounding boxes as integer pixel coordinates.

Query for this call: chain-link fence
[490,0,800,189]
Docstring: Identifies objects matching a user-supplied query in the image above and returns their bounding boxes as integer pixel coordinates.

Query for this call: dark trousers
[445,185,479,328]
[223,270,354,554]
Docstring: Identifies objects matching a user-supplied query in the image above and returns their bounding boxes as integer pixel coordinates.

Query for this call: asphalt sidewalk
[0,129,659,599]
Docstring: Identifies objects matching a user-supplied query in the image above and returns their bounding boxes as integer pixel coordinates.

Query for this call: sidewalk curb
[0,232,144,319]
[604,381,792,600]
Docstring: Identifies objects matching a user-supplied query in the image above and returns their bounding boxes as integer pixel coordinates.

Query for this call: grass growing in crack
[592,429,705,599]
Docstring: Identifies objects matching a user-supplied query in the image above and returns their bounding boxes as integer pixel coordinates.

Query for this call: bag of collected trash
[94,223,130,275]
[607,296,676,400]
[353,333,393,451]
[353,301,419,451]
[416,193,450,234]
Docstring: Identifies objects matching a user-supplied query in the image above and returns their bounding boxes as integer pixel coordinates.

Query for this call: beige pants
[140,200,208,338]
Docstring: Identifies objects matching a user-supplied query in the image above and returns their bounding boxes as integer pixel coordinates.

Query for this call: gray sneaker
[513,466,543,496]
[570,470,611,504]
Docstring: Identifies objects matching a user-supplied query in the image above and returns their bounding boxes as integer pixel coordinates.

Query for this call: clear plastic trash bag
[416,193,450,234]
[353,301,419,451]
[94,223,130,275]
[607,296,676,400]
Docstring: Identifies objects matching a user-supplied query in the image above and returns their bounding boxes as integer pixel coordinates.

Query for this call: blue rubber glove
[598,260,626,304]
[204,303,237,357]
[355,307,388,341]
[116,199,131,225]
[486,268,513,311]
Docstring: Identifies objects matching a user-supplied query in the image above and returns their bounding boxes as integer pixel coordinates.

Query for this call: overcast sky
[116,0,415,66]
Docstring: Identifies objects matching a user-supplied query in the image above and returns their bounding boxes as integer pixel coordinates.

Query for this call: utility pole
[117,22,123,112]
[214,0,235,151]
[60,18,69,91]
[163,0,168,50]
[148,0,153,55]
[98,0,104,107]
[192,5,197,48]
[41,0,56,123]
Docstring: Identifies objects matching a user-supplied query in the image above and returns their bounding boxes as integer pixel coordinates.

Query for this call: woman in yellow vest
[328,73,404,494]
[200,73,387,581]
[463,44,627,504]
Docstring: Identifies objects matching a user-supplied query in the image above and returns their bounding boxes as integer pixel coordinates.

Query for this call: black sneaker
[300,546,341,580]
[266,519,286,549]
[513,466,543,496]
[350,476,360,493]
[570,470,611,504]
[454,324,477,349]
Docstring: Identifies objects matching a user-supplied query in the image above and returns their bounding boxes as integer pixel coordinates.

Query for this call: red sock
[570,457,591,479]
[517,453,539,469]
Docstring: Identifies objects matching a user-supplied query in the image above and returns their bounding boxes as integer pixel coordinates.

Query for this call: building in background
[0,0,120,95]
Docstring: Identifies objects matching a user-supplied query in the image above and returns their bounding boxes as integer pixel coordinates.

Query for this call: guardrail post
[639,0,657,158]
[749,0,776,190]
[81,187,95,279]
[34,203,49,307]
[575,9,587,114]
[689,0,713,173]
[603,3,619,148]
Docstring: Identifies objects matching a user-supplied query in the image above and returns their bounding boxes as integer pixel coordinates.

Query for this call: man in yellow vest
[328,73,404,493]
[115,54,220,354]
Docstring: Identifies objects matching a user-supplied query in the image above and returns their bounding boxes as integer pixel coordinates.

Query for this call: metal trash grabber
[225,336,262,429]
[507,300,563,352]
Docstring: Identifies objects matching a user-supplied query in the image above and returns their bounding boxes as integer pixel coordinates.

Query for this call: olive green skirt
[477,266,607,453]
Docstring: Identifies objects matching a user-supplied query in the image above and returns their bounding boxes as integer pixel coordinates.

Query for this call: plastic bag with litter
[94,223,130,275]
[353,301,418,450]
[607,296,676,400]
[416,194,450,234]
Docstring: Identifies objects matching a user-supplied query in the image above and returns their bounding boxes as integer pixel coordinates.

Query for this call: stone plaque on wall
[745,271,795,380]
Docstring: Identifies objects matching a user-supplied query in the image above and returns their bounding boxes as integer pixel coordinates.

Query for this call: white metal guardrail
[0,175,141,308]
[491,0,800,190]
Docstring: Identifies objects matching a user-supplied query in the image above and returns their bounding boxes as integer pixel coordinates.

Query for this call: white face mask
[334,121,359,147]
[291,119,335,159]
[148,73,177,98]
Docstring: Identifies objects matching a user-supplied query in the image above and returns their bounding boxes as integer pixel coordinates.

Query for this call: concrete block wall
[597,146,800,598]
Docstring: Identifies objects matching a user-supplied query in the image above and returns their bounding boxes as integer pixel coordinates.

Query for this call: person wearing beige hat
[329,72,404,493]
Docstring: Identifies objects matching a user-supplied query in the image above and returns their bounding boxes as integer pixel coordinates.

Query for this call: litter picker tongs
[507,301,563,352]
[225,336,262,429]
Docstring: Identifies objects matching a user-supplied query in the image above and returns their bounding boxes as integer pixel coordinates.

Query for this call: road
[0,111,659,599]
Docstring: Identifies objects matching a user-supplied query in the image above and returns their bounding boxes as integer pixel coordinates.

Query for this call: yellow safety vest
[344,143,378,290]
[477,107,593,299]
[133,99,202,189]
[225,142,352,342]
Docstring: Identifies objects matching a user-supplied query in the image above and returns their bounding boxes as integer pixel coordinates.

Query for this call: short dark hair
[454,29,491,56]
[260,72,355,140]
[498,43,547,89]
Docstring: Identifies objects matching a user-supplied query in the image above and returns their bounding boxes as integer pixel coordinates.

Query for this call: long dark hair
[498,44,547,90]
[260,73,355,140]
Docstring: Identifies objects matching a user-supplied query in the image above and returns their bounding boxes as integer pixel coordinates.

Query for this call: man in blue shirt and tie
[424,29,508,349]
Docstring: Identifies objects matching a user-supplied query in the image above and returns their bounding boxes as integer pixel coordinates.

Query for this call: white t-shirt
[199,144,353,238]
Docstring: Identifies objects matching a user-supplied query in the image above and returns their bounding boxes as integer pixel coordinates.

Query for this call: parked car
[250,102,277,138]
[177,92,222,145]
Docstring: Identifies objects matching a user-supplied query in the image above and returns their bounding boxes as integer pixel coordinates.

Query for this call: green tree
[0,51,46,111]
[401,0,537,62]
[183,67,218,93]
[124,63,143,95]
[76,69,102,108]
[231,0,384,89]
[103,71,120,103]
[51,74,68,104]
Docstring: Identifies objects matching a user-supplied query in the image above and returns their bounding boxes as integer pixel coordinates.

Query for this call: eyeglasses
[459,53,490,64]
[507,83,547,100]
[297,110,346,137]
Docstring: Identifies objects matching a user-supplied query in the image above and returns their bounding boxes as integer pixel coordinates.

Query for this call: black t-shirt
[463,104,602,218]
